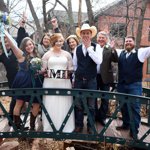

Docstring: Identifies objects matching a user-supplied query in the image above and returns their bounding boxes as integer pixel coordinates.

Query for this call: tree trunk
[67,0,75,34]
[85,0,94,25]
[43,0,47,32]
[131,0,138,36]
[27,0,43,42]
[136,0,149,49]
[78,0,82,28]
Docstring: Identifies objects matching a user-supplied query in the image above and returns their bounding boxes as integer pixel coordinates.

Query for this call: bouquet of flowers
[30,57,42,72]
[0,12,11,57]
[0,12,10,25]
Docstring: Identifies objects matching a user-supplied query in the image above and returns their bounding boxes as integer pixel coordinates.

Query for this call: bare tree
[67,0,75,34]
[85,0,94,25]
[136,0,149,48]
[42,0,57,31]
[27,0,43,41]
[78,0,82,27]
[56,0,75,34]
[0,0,8,12]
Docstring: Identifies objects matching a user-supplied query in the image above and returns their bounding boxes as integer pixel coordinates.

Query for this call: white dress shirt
[97,45,104,74]
[73,43,103,71]
[116,47,150,62]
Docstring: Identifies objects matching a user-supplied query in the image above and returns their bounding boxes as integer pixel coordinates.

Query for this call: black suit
[96,45,118,122]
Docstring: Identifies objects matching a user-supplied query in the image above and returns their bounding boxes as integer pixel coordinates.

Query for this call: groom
[73,23,103,134]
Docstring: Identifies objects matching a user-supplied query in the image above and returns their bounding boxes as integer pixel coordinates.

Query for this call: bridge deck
[0,115,149,143]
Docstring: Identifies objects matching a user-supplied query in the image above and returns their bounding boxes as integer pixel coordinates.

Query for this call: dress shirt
[73,43,103,71]
[116,47,150,62]
[97,45,104,73]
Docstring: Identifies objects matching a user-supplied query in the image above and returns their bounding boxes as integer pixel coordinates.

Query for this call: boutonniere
[105,44,109,49]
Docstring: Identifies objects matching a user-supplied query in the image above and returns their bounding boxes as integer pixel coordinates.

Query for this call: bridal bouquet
[30,57,42,72]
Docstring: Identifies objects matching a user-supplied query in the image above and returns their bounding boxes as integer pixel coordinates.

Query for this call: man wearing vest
[116,36,150,139]
[96,31,118,126]
[73,23,103,134]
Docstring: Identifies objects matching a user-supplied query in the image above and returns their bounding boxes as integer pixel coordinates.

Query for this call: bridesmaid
[5,35,42,131]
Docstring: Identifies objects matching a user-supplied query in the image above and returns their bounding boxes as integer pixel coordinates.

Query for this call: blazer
[100,45,118,84]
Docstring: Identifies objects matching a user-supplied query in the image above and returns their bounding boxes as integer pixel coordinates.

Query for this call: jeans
[117,82,142,133]
[74,77,97,128]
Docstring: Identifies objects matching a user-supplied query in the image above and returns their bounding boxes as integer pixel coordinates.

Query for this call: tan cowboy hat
[76,23,97,38]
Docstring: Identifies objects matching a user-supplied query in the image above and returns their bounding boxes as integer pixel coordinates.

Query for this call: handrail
[0,88,149,149]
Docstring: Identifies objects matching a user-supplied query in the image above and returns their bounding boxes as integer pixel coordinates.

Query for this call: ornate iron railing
[0,87,150,149]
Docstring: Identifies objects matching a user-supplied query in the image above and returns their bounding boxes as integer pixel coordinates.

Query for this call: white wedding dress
[42,56,75,132]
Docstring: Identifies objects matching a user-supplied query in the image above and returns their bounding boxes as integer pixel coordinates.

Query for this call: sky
[4,0,119,21]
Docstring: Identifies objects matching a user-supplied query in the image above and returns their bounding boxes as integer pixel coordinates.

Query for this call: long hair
[40,33,51,45]
[20,37,40,67]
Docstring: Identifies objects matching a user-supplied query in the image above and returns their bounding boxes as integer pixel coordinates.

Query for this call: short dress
[12,59,43,102]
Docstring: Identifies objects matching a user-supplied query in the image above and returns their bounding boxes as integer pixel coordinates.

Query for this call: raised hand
[19,12,27,27]
[110,40,115,49]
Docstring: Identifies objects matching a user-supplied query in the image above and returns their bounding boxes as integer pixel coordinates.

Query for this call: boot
[13,115,21,129]
[30,113,36,131]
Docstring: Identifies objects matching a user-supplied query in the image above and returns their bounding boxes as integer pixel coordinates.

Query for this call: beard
[125,44,134,52]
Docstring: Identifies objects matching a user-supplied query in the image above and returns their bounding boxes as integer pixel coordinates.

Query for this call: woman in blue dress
[5,36,43,131]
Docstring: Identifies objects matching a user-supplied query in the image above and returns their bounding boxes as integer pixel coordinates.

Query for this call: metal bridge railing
[0,88,150,149]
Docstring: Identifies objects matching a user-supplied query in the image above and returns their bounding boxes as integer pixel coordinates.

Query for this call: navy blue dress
[12,59,43,103]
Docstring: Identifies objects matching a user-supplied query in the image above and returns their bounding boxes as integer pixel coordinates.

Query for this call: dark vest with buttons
[75,43,97,80]
[118,49,143,84]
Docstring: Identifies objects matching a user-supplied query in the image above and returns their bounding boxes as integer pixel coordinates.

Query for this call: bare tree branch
[46,0,57,16]
[56,0,68,13]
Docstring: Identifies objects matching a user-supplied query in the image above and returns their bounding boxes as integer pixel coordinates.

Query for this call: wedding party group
[0,15,150,140]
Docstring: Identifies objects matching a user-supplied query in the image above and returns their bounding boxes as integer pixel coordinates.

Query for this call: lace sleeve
[41,52,50,71]
[66,52,73,71]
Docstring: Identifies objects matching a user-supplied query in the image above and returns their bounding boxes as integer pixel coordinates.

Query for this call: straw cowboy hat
[76,23,97,38]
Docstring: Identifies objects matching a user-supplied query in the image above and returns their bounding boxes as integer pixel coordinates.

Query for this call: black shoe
[129,131,138,140]
[116,125,130,130]
[99,119,106,126]
[73,127,83,133]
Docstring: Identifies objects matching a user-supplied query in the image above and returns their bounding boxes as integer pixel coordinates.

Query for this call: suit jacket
[100,45,118,84]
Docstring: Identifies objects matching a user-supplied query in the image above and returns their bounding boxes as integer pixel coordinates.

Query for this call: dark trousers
[117,82,142,133]
[74,77,97,128]
[95,74,110,121]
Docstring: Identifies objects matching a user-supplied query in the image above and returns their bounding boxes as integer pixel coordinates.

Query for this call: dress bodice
[18,61,28,71]
[47,56,68,71]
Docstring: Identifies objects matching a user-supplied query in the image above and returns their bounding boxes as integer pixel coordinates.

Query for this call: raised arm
[5,30,24,62]
[16,19,29,47]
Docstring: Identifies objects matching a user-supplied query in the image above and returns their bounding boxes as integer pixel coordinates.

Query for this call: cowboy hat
[76,23,97,38]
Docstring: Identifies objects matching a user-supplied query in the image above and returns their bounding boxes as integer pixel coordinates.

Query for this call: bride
[42,33,75,132]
